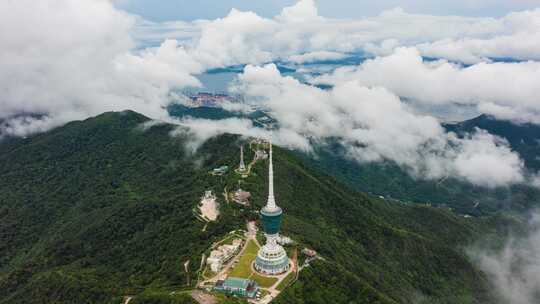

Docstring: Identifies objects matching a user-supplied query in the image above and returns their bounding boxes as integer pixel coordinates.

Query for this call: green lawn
[250,273,278,288]
[227,240,279,288]
[276,271,295,291]
[228,239,259,278]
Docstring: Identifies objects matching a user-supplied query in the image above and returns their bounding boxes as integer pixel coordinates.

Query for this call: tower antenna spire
[239,145,246,172]
[267,138,276,210]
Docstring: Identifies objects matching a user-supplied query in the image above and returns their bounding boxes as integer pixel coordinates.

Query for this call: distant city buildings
[184,92,234,108]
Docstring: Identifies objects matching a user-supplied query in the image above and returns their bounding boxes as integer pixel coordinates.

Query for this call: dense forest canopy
[0,111,524,304]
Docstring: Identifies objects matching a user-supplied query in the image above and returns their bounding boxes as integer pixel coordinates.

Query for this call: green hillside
[297,114,540,216]
[445,114,540,171]
[298,143,540,216]
[0,111,519,304]
[167,106,540,215]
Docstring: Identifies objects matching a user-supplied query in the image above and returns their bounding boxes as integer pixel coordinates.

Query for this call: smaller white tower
[238,145,246,173]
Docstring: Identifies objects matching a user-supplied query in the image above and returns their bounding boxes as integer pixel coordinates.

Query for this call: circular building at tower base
[254,244,290,275]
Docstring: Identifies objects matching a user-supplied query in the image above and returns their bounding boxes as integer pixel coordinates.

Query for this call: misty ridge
[469,211,540,304]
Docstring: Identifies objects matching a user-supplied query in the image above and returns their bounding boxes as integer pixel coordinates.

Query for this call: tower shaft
[266,142,277,210]
[239,145,246,172]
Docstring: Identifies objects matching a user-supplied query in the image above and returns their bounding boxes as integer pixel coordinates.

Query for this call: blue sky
[117,0,540,21]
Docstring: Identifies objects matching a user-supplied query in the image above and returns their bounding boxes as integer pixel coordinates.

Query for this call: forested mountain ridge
[299,115,540,216]
[0,111,519,303]
[167,106,540,216]
[445,114,540,170]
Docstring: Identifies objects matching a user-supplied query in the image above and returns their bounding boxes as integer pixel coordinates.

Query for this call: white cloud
[471,212,540,304]
[452,130,525,187]
[131,19,200,47]
[0,116,59,139]
[276,0,321,23]
[135,1,540,67]
[417,9,540,64]
[1,0,538,189]
[229,63,527,187]
[288,51,348,64]
[0,0,202,137]
[315,47,540,123]
[171,117,311,153]
[533,175,540,188]
[189,9,278,68]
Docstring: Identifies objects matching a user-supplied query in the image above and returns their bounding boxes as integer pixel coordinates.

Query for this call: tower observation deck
[254,141,290,275]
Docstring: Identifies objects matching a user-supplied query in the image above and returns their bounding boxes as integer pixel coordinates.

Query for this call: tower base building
[254,239,290,275]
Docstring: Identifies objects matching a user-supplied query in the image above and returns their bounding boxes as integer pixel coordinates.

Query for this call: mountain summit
[0,111,514,304]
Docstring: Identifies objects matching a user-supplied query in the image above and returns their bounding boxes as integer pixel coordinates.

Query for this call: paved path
[247,221,260,247]
[223,186,230,204]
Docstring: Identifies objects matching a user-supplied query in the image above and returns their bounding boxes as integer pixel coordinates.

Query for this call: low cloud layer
[1,0,539,188]
[315,47,540,123]
[135,1,540,66]
[0,0,202,137]
[471,212,540,304]
[183,64,527,187]
[173,117,310,154]
[3,0,540,132]
[417,9,540,64]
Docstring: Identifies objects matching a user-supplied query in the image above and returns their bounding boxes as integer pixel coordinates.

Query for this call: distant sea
[190,55,480,122]
[194,55,368,93]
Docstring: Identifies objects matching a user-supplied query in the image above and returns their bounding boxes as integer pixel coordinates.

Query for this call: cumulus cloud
[452,130,525,187]
[136,1,540,67]
[171,117,311,153]
[288,51,348,64]
[417,9,540,64]
[277,0,321,23]
[227,63,527,187]
[533,175,540,188]
[1,0,538,189]
[4,0,538,134]
[315,47,540,123]
[0,0,202,137]
[0,116,59,139]
[471,212,540,304]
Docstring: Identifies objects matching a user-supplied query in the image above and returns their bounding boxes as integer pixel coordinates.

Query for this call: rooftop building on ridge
[214,277,259,298]
[206,239,243,272]
[232,188,251,206]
